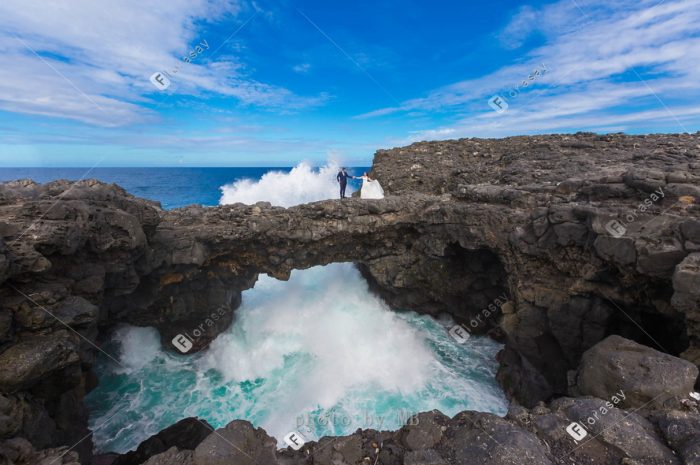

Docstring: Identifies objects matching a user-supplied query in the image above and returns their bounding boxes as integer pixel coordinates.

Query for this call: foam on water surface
[86,263,508,452]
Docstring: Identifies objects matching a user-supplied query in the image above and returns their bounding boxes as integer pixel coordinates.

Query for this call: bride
[358,172,384,199]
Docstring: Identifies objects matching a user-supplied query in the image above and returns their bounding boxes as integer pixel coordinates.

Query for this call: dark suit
[336,170,352,198]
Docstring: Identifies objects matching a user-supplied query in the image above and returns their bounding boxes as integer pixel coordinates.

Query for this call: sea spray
[219,162,349,207]
[86,264,508,452]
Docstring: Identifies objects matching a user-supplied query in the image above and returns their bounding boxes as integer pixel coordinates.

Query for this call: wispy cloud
[362,0,700,141]
[1,0,698,167]
[0,0,326,127]
[292,63,311,73]
[497,5,540,49]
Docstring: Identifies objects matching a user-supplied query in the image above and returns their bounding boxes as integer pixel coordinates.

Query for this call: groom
[336,167,354,199]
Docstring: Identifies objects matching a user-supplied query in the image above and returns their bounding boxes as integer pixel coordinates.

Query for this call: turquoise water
[85,263,508,453]
[9,165,509,451]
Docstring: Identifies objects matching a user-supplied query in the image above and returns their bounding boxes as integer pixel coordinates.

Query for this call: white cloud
[0,0,325,126]
[364,0,700,140]
[292,63,311,73]
[497,5,539,49]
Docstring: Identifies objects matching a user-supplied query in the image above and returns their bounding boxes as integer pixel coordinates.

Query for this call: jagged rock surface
[110,418,213,465]
[120,334,700,465]
[127,395,700,465]
[0,133,699,464]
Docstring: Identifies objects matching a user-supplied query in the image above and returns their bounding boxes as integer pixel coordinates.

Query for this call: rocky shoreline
[1,132,699,464]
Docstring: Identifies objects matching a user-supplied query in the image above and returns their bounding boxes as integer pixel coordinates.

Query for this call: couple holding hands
[336,167,384,199]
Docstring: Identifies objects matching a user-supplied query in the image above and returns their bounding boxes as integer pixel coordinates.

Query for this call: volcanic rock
[1,133,700,463]
[575,335,698,409]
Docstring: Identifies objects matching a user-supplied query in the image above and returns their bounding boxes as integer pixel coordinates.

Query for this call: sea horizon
[2,0,698,462]
[0,165,371,209]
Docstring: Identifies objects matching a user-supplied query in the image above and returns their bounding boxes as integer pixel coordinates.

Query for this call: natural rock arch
[103,196,517,352]
[1,133,699,463]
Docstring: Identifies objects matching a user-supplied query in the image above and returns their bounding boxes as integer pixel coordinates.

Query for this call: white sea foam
[219,162,347,207]
[87,264,508,452]
[111,325,161,374]
[201,264,436,439]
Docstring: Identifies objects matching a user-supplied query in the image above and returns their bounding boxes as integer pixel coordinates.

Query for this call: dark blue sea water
[0,167,368,209]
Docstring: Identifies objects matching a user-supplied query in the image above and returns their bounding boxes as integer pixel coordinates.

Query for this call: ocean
[1,164,508,452]
[0,165,369,209]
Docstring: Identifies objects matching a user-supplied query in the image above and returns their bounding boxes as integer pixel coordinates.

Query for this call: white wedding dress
[359,176,385,199]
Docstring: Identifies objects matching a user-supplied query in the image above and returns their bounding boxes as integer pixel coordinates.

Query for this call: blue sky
[0,0,699,167]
